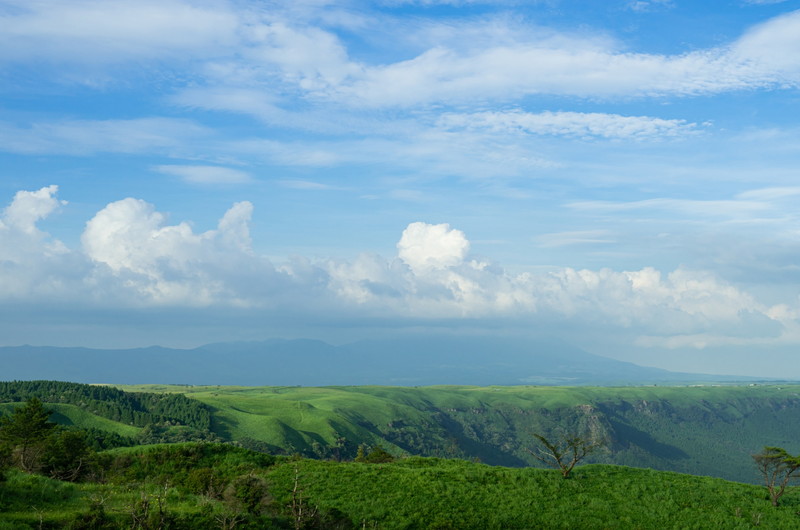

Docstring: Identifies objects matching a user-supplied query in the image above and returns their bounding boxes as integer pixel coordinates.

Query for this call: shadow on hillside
[608,419,689,460]
[436,411,528,467]
[207,405,234,440]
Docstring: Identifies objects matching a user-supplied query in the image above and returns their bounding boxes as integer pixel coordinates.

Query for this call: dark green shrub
[69,499,113,529]
[362,445,394,464]
[223,473,272,515]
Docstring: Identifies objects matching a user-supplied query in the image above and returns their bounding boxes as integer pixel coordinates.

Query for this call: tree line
[0,380,212,430]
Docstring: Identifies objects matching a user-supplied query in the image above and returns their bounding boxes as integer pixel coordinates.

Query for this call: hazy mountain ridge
[0,336,766,385]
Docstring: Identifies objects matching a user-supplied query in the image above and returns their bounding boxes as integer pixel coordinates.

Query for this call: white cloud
[278,180,338,190]
[731,10,800,79]
[0,0,238,64]
[397,222,470,273]
[0,186,80,300]
[537,230,615,248]
[238,21,360,90]
[742,0,790,5]
[0,118,212,156]
[3,2,800,108]
[438,110,700,140]
[0,185,65,235]
[326,10,800,107]
[154,165,252,184]
[0,187,798,351]
[736,187,800,200]
[567,197,771,219]
[626,0,674,12]
[81,197,264,305]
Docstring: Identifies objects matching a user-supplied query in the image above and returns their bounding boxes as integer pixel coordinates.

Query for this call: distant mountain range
[0,336,771,385]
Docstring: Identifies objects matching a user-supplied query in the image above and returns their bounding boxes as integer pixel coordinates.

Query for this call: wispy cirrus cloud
[278,180,340,190]
[9,1,796,109]
[0,0,238,64]
[536,230,616,248]
[567,197,772,218]
[438,110,701,140]
[154,165,253,185]
[0,118,212,156]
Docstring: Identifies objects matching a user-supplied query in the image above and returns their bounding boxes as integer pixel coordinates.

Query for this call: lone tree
[528,432,603,478]
[0,397,55,472]
[752,446,800,507]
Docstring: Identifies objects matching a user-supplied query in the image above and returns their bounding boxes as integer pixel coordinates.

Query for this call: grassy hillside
[3,444,800,528]
[5,381,800,484]
[269,458,800,529]
[119,383,800,483]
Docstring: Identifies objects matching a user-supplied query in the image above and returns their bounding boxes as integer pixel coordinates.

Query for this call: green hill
[3,445,800,528]
[5,381,800,484]
[120,383,800,483]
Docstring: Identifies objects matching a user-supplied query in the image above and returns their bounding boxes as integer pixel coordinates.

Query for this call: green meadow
[4,382,800,527]
[116,383,800,483]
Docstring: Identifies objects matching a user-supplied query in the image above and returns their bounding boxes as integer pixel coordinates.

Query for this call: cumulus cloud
[0,187,798,350]
[397,222,470,273]
[0,185,65,236]
[0,186,79,300]
[81,197,263,305]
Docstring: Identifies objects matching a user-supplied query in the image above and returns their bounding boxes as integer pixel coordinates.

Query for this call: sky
[2,0,800,378]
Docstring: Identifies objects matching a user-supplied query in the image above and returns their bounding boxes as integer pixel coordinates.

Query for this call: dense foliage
[3,446,800,528]
[0,380,212,431]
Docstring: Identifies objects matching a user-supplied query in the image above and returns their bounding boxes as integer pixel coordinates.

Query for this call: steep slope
[128,383,800,484]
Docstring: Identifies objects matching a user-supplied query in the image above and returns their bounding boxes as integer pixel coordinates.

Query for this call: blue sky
[2,0,800,377]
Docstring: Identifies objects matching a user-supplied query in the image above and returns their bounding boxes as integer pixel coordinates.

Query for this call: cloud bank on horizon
[1,186,797,360]
[2,0,800,377]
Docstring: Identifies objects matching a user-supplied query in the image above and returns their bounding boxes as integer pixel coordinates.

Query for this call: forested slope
[0,381,217,446]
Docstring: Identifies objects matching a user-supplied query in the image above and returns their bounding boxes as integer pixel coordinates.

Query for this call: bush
[223,473,272,515]
[356,445,394,464]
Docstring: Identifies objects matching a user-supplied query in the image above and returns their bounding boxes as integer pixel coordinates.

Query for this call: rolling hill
[119,383,800,484]
[4,380,799,484]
